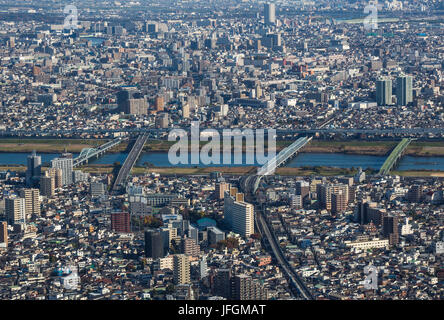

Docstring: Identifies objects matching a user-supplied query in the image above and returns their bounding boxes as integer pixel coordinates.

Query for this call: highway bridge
[378,138,413,175]
[241,136,312,194]
[73,136,127,167]
[111,133,149,193]
[257,136,312,176]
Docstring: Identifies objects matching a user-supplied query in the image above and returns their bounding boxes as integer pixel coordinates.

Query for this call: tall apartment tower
[215,181,230,200]
[264,3,276,25]
[396,74,413,106]
[231,274,268,300]
[213,268,232,299]
[296,180,310,200]
[5,197,26,225]
[383,215,399,245]
[145,230,165,258]
[46,168,63,188]
[51,154,73,186]
[111,212,131,233]
[40,174,55,197]
[0,222,8,247]
[318,184,349,211]
[173,254,191,285]
[376,78,392,106]
[26,150,41,187]
[19,189,40,217]
[224,190,254,238]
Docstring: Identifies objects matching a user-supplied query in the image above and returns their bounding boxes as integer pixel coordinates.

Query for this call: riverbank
[0,138,443,157]
[1,164,444,178]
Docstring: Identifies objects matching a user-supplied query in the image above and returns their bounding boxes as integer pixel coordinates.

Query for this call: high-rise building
[396,75,413,106]
[264,3,276,25]
[296,180,310,200]
[173,254,191,285]
[40,175,55,197]
[51,154,73,186]
[181,236,200,257]
[318,184,349,211]
[111,212,131,233]
[145,230,165,258]
[19,188,40,217]
[407,185,422,203]
[199,255,208,279]
[26,150,41,187]
[231,274,268,300]
[0,222,8,247]
[376,78,392,106]
[90,182,106,197]
[224,190,254,238]
[383,215,399,245]
[213,268,231,299]
[5,197,26,225]
[47,168,63,188]
[117,88,147,115]
[215,181,230,200]
[331,191,347,215]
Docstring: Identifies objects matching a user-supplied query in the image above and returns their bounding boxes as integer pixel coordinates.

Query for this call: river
[0,152,443,171]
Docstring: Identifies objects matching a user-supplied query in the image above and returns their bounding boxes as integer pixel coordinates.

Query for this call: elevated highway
[111,134,149,193]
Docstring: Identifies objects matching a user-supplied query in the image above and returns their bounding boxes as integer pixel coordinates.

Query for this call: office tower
[5,197,26,225]
[224,191,254,238]
[0,222,8,247]
[90,182,106,197]
[264,3,276,25]
[383,215,399,245]
[231,274,268,300]
[181,236,200,257]
[40,175,55,197]
[173,254,191,285]
[111,212,131,233]
[145,230,165,258]
[26,150,41,187]
[376,78,392,106]
[215,181,230,200]
[51,154,73,186]
[213,268,232,299]
[396,75,413,106]
[19,188,40,217]
[296,180,310,200]
[408,185,422,203]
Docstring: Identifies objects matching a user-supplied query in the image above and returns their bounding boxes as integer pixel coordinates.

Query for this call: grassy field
[0,138,443,156]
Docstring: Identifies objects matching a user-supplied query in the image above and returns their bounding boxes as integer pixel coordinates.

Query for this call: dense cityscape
[0,0,442,303]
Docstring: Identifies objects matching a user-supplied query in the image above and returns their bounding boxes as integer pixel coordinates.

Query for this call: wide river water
[0,152,443,171]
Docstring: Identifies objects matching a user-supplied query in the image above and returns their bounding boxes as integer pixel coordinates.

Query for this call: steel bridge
[378,138,413,175]
[73,136,128,167]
